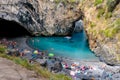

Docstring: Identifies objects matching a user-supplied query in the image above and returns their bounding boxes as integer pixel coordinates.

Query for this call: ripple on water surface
[28,31,98,61]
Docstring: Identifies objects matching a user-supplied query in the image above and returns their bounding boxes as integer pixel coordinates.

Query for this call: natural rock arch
[0,0,82,36]
[0,0,44,36]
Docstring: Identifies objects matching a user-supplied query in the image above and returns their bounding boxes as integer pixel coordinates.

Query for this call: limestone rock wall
[0,0,82,36]
[0,0,43,35]
[79,0,120,65]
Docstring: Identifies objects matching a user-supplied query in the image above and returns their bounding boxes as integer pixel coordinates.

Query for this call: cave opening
[0,18,32,38]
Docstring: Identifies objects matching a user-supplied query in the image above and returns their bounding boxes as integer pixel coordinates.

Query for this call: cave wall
[0,18,31,37]
[0,0,82,36]
[0,0,43,36]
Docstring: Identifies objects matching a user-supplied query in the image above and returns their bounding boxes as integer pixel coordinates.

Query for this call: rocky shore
[0,0,120,79]
[0,0,120,67]
[4,37,120,80]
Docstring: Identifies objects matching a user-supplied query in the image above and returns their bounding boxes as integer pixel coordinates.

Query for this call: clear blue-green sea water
[28,31,98,61]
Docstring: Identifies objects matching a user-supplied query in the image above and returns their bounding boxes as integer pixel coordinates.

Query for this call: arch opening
[0,18,32,38]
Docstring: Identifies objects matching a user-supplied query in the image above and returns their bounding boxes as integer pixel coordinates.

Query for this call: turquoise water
[28,31,98,61]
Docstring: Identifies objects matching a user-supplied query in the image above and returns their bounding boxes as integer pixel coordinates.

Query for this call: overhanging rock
[0,0,82,36]
[0,0,44,36]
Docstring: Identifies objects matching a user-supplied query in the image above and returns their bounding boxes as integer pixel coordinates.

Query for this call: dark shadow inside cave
[0,18,31,38]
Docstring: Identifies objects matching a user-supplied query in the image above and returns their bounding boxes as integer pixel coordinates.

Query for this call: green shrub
[0,47,6,53]
[97,8,105,18]
[69,0,76,3]
[105,12,112,19]
[107,0,120,12]
[94,0,103,6]
[90,22,96,28]
[54,0,61,4]
[114,18,120,27]
[0,45,6,53]
[104,19,120,38]
[107,0,114,12]
[111,27,120,35]
[0,53,13,60]
[14,58,33,70]
[112,19,120,34]
[104,27,113,38]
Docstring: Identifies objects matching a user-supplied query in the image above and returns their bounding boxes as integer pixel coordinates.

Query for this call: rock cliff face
[79,0,120,65]
[1,0,119,65]
[0,0,82,36]
[0,0,42,36]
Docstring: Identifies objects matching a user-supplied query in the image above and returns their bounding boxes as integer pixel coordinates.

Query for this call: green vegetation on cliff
[94,0,103,6]
[104,19,120,38]
[107,0,120,12]
[78,0,120,65]
[0,45,6,53]
[94,0,120,19]
[97,8,105,18]
[54,0,76,3]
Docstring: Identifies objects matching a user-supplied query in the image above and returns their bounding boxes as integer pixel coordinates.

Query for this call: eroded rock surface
[79,0,120,65]
[0,0,82,36]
